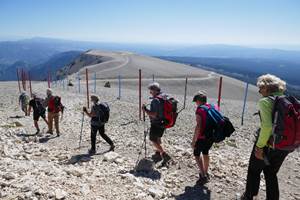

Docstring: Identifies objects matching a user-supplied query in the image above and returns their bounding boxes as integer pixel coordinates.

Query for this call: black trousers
[91,125,113,151]
[244,144,289,200]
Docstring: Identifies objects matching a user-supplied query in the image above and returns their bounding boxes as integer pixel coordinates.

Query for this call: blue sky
[1,0,300,46]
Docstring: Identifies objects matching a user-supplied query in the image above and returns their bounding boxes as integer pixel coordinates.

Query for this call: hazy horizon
[1,0,300,50]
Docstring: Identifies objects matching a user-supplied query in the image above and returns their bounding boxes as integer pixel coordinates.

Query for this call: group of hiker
[18,73,299,200]
[19,88,64,136]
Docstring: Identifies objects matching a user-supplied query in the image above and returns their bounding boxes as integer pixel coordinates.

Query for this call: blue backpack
[200,104,235,143]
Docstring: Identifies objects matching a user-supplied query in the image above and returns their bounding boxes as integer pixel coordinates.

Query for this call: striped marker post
[28,72,32,97]
[241,82,249,126]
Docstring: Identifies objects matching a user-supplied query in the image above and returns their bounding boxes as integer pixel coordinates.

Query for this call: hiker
[192,91,215,184]
[241,74,291,200]
[142,82,171,164]
[28,93,48,135]
[83,95,114,155]
[45,89,64,137]
[19,91,29,116]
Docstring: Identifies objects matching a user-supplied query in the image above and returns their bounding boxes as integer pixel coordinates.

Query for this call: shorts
[149,124,165,142]
[33,112,46,121]
[193,139,214,156]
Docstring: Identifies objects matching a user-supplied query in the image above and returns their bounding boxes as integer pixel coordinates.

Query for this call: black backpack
[35,98,46,115]
[95,102,110,124]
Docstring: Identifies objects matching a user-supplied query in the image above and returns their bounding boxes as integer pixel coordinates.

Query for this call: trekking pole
[79,112,85,149]
[143,109,147,158]
[177,77,188,114]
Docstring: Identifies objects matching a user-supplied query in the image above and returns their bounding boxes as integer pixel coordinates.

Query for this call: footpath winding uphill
[0,80,299,200]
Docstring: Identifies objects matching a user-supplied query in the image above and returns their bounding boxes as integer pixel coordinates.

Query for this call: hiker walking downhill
[192,91,215,185]
[83,95,114,155]
[241,74,297,200]
[44,89,64,137]
[28,93,48,135]
[142,82,172,165]
[19,91,29,116]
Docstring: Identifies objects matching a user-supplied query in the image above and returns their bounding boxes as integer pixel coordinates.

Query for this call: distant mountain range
[0,37,300,91]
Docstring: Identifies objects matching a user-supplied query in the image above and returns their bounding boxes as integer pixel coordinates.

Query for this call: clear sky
[1,0,300,46]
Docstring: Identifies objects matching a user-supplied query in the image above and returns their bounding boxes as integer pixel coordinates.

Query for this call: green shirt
[256,91,283,148]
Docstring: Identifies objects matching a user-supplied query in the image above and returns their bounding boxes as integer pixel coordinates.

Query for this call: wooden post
[217,76,223,109]
[86,68,90,109]
[241,82,249,126]
[21,68,25,91]
[16,68,21,93]
[28,72,32,97]
[139,69,142,120]
[77,72,81,93]
[183,77,188,109]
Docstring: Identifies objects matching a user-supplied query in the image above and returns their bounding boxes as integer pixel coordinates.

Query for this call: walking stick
[79,112,85,149]
[143,109,147,158]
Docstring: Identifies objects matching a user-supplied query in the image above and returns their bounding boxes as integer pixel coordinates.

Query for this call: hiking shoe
[46,130,53,135]
[162,152,172,163]
[151,151,163,163]
[88,149,96,155]
[196,174,208,185]
[109,145,115,152]
[56,132,60,137]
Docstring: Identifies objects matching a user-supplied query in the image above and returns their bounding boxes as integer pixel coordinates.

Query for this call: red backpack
[156,95,178,129]
[268,95,300,151]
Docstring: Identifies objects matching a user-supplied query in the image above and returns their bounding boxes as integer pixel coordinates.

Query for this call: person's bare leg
[47,112,53,133]
[34,120,39,131]
[152,141,164,154]
[203,154,210,175]
[195,155,205,177]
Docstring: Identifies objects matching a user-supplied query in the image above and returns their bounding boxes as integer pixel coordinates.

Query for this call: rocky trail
[0,81,299,200]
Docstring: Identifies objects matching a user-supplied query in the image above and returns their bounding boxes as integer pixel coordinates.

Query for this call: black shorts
[33,112,45,121]
[149,124,165,142]
[193,139,214,156]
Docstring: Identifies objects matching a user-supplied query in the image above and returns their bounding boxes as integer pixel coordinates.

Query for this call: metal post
[217,76,223,110]
[241,82,249,126]
[118,75,121,99]
[16,68,21,93]
[86,68,90,109]
[183,76,188,109]
[139,69,142,120]
[94,72,96,93]
[29,72,32,97]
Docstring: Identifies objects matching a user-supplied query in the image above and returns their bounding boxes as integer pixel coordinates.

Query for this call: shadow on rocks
[67,149,110,165]
[174,185,211,200]
[130,158,161,180]
[38,135,58,143]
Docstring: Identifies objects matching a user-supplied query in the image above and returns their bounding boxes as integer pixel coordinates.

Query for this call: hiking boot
[196,174,208,185]
[35,130,40,135]
[56,132,60,137]
[46,130,53,135]
[151,151,163,163]
[109,145,115,152]
[88,149,96,155]
[162,152,171,163]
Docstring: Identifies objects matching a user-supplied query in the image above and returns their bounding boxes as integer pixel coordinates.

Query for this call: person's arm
[142,104,157,118]
[192,114,202,148]
[83,107,96,118]
[255,98,273,159]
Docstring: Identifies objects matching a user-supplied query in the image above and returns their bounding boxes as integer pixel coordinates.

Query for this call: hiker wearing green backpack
[142,82,172,165]
[83,95,114,155]
[19,91,29,116]
[28,93,48,135]
[192,91,216,185]
[241,74,296,200]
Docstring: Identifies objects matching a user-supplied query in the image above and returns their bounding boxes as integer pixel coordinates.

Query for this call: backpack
[49,96,64,113]
[200,104,235,143]
[20,94,29,105]
[35,98,46,115]
[267,95,300,151]
[156,95,178,129]
[94,102,110,124]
